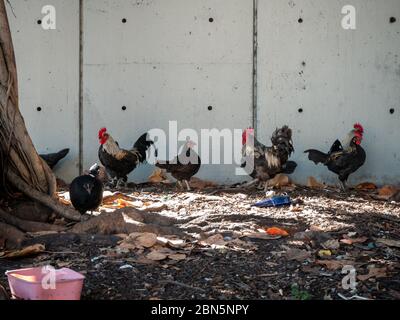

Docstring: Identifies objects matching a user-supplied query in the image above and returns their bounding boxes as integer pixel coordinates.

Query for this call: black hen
[69,164,103,215]
[40,148,70,169]
[98,128,155,187]
[241,126,297,189]
[156,140,201,191]
[304,123,366,191]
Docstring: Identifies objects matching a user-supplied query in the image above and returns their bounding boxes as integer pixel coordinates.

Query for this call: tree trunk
[0,0,82,222]
[0,0,55,195]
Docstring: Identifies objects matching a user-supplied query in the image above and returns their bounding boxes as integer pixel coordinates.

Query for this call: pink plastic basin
[6,267,85,300]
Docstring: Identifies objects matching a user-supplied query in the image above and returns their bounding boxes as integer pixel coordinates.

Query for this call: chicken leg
[183,180,191,191]
[339,180,347,192]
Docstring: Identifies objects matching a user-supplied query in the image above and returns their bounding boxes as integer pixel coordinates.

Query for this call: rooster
[98,128,155,187]
[156,140,201,191]
[69,164,103,215]
[40,148,70,169]
[241,126,297,190]
[304,123,366,191]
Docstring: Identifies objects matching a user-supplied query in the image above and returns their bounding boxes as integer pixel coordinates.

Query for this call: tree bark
[0,0,55,195]
[0,208,65,233]
[0,1,82,222]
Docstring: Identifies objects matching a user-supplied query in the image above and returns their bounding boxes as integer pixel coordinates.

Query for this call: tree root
[7,171,81,222]
[0,221,25,249]
[70,208,185,236]
[0,208,65,233]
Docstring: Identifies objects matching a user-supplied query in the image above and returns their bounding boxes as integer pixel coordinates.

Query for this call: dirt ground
[1,183,400,300]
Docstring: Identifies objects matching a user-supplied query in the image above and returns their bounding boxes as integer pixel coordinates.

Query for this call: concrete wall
[257,0,400,185]
[7,0,400,185]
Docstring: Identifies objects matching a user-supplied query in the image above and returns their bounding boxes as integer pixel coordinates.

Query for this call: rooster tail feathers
[133,133,154,149]
[304,149,328,165]
[282,161,297,174]
[155,161,170,169]
[40,148,70,169]
[132,133,155,162]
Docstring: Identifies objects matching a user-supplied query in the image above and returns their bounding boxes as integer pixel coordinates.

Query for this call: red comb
[98,128,107,139]
[354,123,364,133]
[242,128,254,145]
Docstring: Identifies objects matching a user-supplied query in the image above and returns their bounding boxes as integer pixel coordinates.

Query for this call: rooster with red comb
[305,123,366,191]
[98,127,155,188]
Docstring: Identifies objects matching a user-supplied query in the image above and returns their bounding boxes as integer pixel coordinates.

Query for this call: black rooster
[69,164,103,215]
[241,126,297,190]
[98,128,155,187]
[156,140,201,191]
[40,148,70,169]
[304,123,366,191]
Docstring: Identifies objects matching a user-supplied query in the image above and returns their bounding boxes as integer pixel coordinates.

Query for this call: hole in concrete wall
[298,18,303,23]
[390,108,395,114]
[208,106,213,111]
[36,107,42,112]
[37,20,42,25]
[298,108,303,113]
[209,18,214,23]
[390,17,397,23]
[122,18,127,23]
[122,106,127,111]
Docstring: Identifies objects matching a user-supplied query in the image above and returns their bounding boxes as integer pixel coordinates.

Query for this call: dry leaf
[378,185,400,200]
[355,182,378,190]
[322,239,340,250]
[318,250,332,257]
[357,267,387,281]
[316,259,355,271]
[376,238,400,248]
[307,177,325,189]
[202,234,226,246]
[265,227,289,237]
[2,244,45,259]
[103,193,136,205]
[266,174,290,188]
[340,237,368,245]
[148,168,170,184]
[168,254,187,261]
[125,233,158,248]
[286,248,311,261]
[190,177,217,190]
[146,251,168,261]
[243,233,281,240]
[58,198,71,205]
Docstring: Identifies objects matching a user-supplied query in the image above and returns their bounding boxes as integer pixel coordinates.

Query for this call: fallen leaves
[307,177,325,189]
[357,267,388,281]
[355,182,378,190]
[148,168,170,184]
[286,248,311,262]
[0,244,45,259]
[315,259,355,271]
[377,185,400,200]
[265,227,289,237]
[376,238,400,248]
[266,174,291,188]
[318,250,332,258]
[190,177,218,190]
[321,239,340,250]
[340,237,368,245]
[146,251,168,261]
